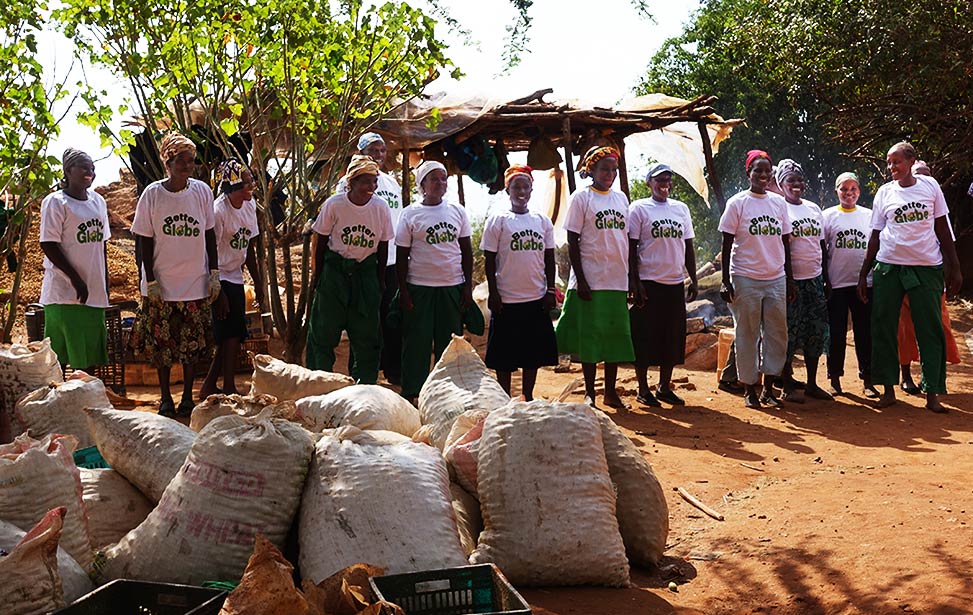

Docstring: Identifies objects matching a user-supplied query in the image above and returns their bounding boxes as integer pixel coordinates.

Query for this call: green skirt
[555,289,635,364]
[43,304,108,369]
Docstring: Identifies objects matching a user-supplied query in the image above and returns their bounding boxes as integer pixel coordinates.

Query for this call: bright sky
[42,0,699,215]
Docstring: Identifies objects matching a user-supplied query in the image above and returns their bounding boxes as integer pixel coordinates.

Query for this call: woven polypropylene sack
[450,482,482,557]
[79,468,153,549]
[85,407,195,503]
[249,354,354,401]
[296,385,421,436]
[442,410,488,497]
[102,410,314,585]
[15,376,112,448]
[0,508,68,615]
[0,516,93,604]
[471,401,630,587]
[298,433,468,584]
[417,336,509,450]
[190,393,294,432]
[593,409,669,567]
[0,433,93,570]
[0,340,63,440]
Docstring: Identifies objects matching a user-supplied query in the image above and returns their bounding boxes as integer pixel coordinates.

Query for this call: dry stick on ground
[554,378,584,403]
[740,462,765,472]
[676,487,725,521]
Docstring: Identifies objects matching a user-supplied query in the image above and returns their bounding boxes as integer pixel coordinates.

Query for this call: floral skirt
[130,297,213,368]
[787,275,830,359]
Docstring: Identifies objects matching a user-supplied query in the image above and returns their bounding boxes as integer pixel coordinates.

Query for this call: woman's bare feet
[926,392,947,413]
[875,385,897,408]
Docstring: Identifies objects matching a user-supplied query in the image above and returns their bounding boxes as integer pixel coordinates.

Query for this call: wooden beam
[456,171,466,206]
[617,136,630,199]
[400,142,411,207]
[698,121,727,214]
[562,118,576,194]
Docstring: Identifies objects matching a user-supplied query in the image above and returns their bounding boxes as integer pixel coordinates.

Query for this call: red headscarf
[745,150,772,172]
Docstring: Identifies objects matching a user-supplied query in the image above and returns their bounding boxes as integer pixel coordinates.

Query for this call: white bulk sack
[593,409,669,567]
[443,410,489,497]
[0,433,93,570]
[0,515,93,604]
[15,376,112,448]
[320,425,412,446]
[471,401,630,587]
[85,407,195,503]
[102,410,314,585]
[0,507,68,615]
[190,393,295,432]
[299,432,468,584]
[249,354,354,401]
[450,482,482,557]
[296,385,421,436]
[418,336,509,450]
[79,468,153,549]
[0,340,63,441]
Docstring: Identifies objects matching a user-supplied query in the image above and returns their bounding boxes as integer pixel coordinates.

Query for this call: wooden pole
[550,170,563,226]
[617,136,630,199]
[400,142,411,207]
[698,121,727,214]
[457,172,466,206]
[562,117,576,194]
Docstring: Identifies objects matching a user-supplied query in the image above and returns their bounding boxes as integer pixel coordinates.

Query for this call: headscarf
[213,158,245,192]
[343,154,381,185]
[774,159,805,188]
[415,160,447,191]
[912,160,931,176]
[834,172,860,190]
[160,132,196,164]
[62,148,91,174]
[745,150,772,172]
[357,132,385,151]
[577,146,619,179]
[504,164,533,188]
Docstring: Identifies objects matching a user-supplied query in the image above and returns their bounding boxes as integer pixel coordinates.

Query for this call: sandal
[158,399,177,418]
[758,392,781,408]
[718,380,744,394]
[656,388,685,406]
[636,392,662,408]
[603,396,631,411]
[863,386,881,399]
[780,389,804,404]
[744,391,761,409]
[805,386,834,401]
[900,382,921,395]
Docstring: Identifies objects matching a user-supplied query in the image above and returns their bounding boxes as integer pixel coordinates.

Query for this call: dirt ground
[121,302,973,615]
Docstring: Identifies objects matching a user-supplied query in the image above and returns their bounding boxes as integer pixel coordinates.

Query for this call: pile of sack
[0,336,669,614]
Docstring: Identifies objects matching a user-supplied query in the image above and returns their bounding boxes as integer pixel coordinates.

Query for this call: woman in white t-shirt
[628,163,698,408]
[394,160,477,401]
[554,146,635,409]
[718,150,794,409]
[199,159,264,399]
[857,142,962,412]
[306,155,393,384]
[130,132,222,417]
[39,148,111,373]
[823,172,879,398]
[481,165,557,400]
[775,159,832,402]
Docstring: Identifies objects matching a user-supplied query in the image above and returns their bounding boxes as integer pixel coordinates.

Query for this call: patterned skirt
[787,275,830,359]
[130,297,213,368]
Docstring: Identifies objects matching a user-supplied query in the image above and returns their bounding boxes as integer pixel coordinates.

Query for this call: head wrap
[504,164,533,188]
[343,154,381,186]
[577,146,619,179]
[745,150,772,172]
[912,160,931,176]
[645,162,673,182]
[160,132,196,164]
[62,148,91,174]
[357,132,385,152]
[834,172,860,190]
[415,160,447,191]
[213,158,245,192]
[774,159,805,188]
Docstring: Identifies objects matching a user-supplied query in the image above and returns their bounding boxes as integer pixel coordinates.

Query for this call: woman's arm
[935,216,963,297]
[245,242,264,307]
[685,238,698,301]
[567,231,591,300]
[820,239,831,298]
[396,246,412,310]
[40,242,87,303]
[857,230,881,304]
[543,247,556,311]
[459,236,474,308]
[485,251,501,314]
[376,240,388,292]
[312,233,329,290]
[628,238,644,306]
[782,235,796,303]
[719,232,734,303]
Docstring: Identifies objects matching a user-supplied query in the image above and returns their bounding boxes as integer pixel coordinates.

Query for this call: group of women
[718,143,962,412]
[38,133,961,414]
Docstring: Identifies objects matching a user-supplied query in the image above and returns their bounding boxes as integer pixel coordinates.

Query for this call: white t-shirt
[563,187,630,291]
[131,178,215,301]
[480,210,555,303]
[871,175,949,267]
[214,195,260,284]
[312,193,394,263]
[628,197,695,285]
[335,171,402,265]
[395,200,471,287]
[718,191,790,280]
[39,190,111,308]
[823,206,872,289]
[786,199,824,280]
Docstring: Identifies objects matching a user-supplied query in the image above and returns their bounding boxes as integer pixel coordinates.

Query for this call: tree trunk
[1,210,31,343]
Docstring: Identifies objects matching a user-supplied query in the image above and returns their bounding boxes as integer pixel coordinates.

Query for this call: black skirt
[213,280,248,343]
[629,280,686,367]
[485,298,558,371]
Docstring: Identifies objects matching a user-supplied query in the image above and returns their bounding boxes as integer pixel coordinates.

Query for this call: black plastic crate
[369,564,531,615]
[54,580,226,615]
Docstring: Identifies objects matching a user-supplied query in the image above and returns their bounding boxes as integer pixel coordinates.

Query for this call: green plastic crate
[369,564,530,615]
[73,446,110,470]
[53,580,226,614]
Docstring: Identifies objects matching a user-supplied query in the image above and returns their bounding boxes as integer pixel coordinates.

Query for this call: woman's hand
[488,293,503,315]
[719,279,734,303]
[946,264,963,298]
[630,279,646,307]
[856,274,869,304]
[147,280,163,304]
[577,277,593,301]
[461,284,474,310]
[786,280,797,303]
[686,280,699,302]
[70,276,89,304]
[215,291,230,320]
[542,290,556,313]
[400,288,414,312]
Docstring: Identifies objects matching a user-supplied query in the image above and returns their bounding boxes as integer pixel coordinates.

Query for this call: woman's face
[349,172,379,202]
[506,176,532,211]
[65,157,96,191]
[591,157,618,191]
[421,169,448,201]
[649,173,672,201]
[166,150,196,182]
[780,174,806,203]
[747,158,773,192]
[238,170,255,201]
[887,148,914,183]
[836,180,860,207]
[362,142,387,167]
